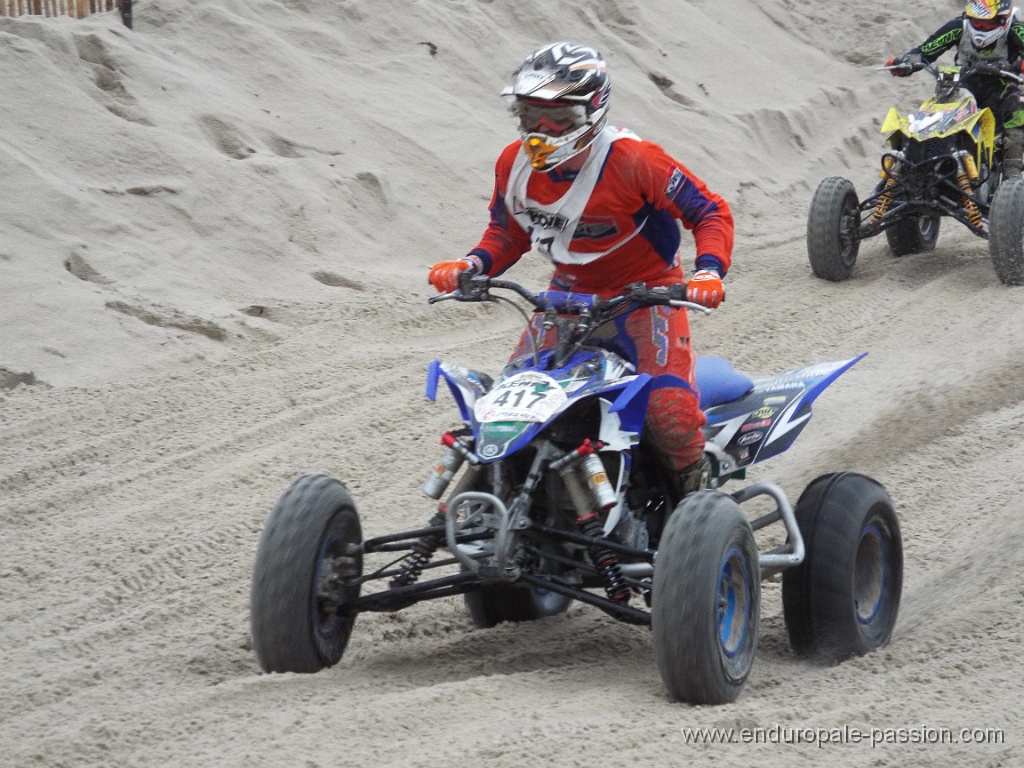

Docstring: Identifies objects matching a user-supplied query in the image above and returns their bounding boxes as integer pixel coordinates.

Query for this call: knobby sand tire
[989,177,1024,285]
[782,472,902,663]
[807,176,861,281]
[250,474,363,673]
[652,491,760,704]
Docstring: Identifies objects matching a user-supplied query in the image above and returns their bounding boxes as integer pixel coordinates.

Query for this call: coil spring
[957,171,982,228]
[390,510,445,588]
[873,175,897,221]
[577,513,631,604]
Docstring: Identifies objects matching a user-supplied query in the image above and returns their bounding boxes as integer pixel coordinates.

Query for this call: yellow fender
[881,103,997,170]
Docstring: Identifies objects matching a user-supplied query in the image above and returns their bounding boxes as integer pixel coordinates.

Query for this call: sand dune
[1,1,1020,765]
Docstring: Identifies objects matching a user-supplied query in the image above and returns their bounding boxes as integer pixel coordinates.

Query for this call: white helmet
[964,0,1015,48]
[502,42,611,171]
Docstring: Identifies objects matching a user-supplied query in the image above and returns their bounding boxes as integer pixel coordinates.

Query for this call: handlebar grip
[456,262,480,292]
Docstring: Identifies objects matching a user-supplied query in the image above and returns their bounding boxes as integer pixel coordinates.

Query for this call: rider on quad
[887,0,1024,175]
[426,41,735,500]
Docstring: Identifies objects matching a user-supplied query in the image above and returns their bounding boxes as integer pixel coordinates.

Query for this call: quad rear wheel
[652,491,760,704]
[250,474,363,673]
[464,583,573,628]
[807,176,861,281]
[782,473,902,662]
[885,214,940,256]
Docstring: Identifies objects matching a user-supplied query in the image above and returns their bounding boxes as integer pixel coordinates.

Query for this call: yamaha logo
[738,431,763,446]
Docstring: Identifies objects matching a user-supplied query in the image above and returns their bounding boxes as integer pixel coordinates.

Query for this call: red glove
[428,260,472,293]
[686,269,725,308]
[886,54,921,77]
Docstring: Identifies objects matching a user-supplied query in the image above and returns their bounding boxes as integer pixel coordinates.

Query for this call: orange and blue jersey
[468,129,734,295]
[472,127,732,470]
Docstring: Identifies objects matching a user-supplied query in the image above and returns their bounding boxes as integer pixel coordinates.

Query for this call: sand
[1,0,1021,766]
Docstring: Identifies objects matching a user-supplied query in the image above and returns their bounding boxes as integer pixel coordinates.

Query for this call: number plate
[474,372,568,423]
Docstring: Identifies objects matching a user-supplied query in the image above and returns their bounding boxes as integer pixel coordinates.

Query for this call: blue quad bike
[250,275,903,704]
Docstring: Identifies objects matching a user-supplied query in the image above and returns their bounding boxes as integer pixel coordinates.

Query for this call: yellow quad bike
[808,62,1024,285]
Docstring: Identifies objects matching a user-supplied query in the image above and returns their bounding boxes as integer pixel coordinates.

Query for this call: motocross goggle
[967,14,1009,32]
[510,99,588,137]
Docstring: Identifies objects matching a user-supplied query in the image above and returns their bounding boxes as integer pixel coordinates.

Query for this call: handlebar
[879,59,1024,84]
[428,272,712,316]
[973,61,1024,84]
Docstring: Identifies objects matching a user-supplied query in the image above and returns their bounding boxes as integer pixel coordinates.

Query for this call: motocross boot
[672,455,710,501]
[1004,127,1024,177]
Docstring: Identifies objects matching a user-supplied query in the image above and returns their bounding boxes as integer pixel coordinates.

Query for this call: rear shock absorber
[576,512,631,604]
[956,150,982,228]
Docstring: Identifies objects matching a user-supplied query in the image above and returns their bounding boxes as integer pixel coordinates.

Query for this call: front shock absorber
[576,512,631,604]
[873,154,901,221]
[552,440,629,604]
[422,431,472,500]
[956,150,982,228]
[389,509,446,589]
[576,439,616,511]
[394,432,480,589]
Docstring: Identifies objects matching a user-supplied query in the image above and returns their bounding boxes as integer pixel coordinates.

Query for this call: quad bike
[249,275,903,704]
[808,61,1024,285]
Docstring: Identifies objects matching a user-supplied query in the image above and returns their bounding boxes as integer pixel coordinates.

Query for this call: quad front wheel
[988,176,1024,285]
[652,491,760,704]
[782,472,902,662]
[807,176,861,281]
[250,474,363,673]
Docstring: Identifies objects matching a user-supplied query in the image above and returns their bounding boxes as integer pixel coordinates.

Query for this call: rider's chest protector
[506,127,642,266]
[958,22,1012,66]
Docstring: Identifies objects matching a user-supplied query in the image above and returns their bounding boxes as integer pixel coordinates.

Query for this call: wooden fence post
[0,0,131,24]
